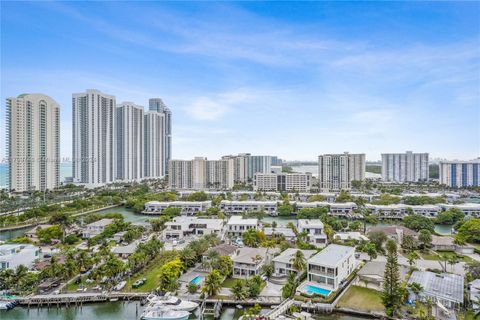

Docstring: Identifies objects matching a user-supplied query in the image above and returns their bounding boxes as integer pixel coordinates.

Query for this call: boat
[146,294,198,312]
[114,281,126,291]
[0,300,18,310]
[141,305,190,320]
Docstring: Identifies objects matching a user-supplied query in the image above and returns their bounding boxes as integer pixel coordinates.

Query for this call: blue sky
[1,1,479,162]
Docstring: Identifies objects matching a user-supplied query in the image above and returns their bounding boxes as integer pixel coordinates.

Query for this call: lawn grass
[337,285,384,313]
[64,277,96,292]
[222,277,238,288]
[419,251,441,260]
[421,250,475,263]
[123,257,165,292]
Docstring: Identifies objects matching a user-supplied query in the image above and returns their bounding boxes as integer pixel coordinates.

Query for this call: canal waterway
[0,302,368,320]
[0,205,455,242]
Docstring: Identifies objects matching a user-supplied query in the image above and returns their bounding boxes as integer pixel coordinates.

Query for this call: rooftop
[408,271,464,304]
[431,235,455,246]
[368,225,417,236]
[298,219,324,228]
[358,261,409,280]
[272,248,317,264]
[233,247,277,264]
[308,244,355,266]
[204,244,238,257]
[112,243,138,255]
[85,218,114,227]
[264,227,296,238]
[227,215,258,226]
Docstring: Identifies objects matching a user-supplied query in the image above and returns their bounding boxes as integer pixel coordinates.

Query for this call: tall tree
[290,250,307,272]
[382,240,402,317]
[202,270,223,297]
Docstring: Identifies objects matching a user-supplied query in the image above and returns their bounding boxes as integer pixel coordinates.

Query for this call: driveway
[260,281,282,297]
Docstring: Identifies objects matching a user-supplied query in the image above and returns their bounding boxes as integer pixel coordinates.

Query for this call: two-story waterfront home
[0,244,40,270]
[297,219,327,248]
[82,219,114,238]
[226,216,259,238]
[264,227,296,242]
[142,201,211,215]
[299,244,356,296]
[271,248,316,282]
[163,216,224,239]
[232,247,279,279]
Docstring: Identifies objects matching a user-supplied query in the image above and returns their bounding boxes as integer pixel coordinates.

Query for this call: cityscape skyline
[1,1,479,162]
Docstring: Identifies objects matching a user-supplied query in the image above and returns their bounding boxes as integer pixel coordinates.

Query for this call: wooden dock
[18,292,148,307]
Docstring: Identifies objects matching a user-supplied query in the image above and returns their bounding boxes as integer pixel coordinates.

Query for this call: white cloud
[187,97,231,121]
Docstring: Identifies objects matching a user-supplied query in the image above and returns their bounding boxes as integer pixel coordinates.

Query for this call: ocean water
[0,163,72,188]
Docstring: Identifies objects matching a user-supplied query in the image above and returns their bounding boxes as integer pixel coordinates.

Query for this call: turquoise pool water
[190,276,204,285]
[305,285,332,296]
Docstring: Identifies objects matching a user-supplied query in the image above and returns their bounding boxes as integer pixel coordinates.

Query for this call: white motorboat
[146,294,198,312]
[114,281,126,291]
[141,305,190,320]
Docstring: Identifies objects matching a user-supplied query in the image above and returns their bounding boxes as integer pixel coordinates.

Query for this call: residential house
[232,247,278,279]
[306,244,356,291]
[0,244,40,270]
[264,227,296,242]
[431,235,475,254]
[272,248,316,279]
[408,271,464,309]
[82,219,114,238]
[333,232,369,242]
[112,242,138,259]
[468,279,480,312]
[163,216,224,239]
[226,216,259,238]
[368,225,417,243]
[202,244,239,268]
[297,219,327,247]
[356,261,409,291]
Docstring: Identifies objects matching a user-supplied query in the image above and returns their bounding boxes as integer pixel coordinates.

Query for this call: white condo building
[439,160,480,188]
[381,151,429,182]
[144,111,165,178]
[168,157,234,190]
[222,153,249,183]
[253,173,312,192]
[149,98,171,175]
[73,89,116,187]
[6,94,60,191]
[116,102,144,181]
[318,152,365,191]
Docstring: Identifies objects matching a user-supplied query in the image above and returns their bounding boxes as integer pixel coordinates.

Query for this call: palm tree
[448,255,459,272]
[366,243,377,261]
[201,270,223,297]
[407,251,420,268]
[261,263,274,278]
[290,250,306,272]
[231,280,247,300]
[408,282,423,298]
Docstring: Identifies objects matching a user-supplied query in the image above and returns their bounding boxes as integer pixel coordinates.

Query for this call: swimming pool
[190,276,204,285]
[304,285,331,296]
